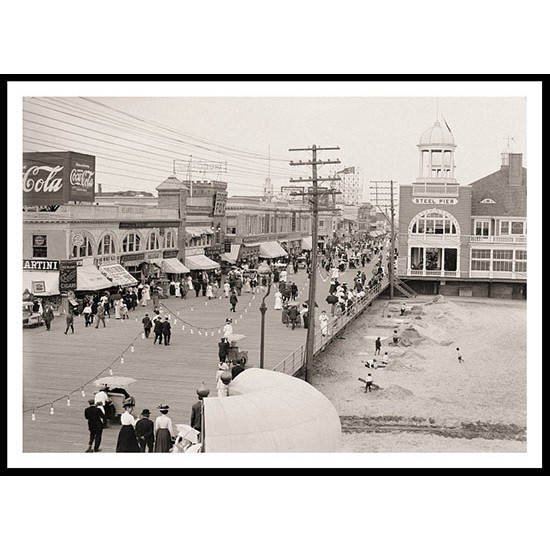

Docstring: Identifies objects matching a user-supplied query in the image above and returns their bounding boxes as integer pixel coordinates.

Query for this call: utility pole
[370,180,397,300]
[289,145,341,384]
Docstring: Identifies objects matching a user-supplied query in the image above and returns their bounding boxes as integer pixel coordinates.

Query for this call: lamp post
[257,261,273,369]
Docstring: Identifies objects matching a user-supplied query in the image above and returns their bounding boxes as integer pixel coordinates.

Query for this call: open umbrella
[175,424,199,444]
[226,333,247,343]
[94,376,137,388]
[303,299,319,307]
[326,294,338,304]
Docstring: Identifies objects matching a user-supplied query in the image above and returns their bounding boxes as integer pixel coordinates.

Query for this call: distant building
[397,119,526,299]
[333,166,361,205]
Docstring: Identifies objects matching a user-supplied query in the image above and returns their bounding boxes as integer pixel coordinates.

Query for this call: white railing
[412,183,459,196]
[470,271,527,280]
[470,235,527,244]
[272,277,390,377]
[407,269,460,278]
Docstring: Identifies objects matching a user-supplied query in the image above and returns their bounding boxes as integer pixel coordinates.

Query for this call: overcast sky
[18,83,530,200]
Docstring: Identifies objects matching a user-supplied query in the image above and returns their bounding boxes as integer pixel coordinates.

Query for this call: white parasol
[94,376,137,388]
[226,333,247,343]
[175,424,200,444]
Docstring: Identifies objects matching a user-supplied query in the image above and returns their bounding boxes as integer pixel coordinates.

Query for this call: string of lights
[23,329,143,420]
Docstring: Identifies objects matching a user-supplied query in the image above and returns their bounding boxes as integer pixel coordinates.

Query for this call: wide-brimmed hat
[157,404,170,412]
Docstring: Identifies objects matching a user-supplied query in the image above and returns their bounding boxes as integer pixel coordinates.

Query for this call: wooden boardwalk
[21,267,367,453]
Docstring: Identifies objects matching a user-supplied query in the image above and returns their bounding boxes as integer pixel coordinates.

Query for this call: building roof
[418,120,456,147]
[155,175,189,192]
[469,163,527,217]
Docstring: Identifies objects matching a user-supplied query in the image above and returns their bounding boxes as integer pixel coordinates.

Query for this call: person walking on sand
[456,347,464,363]
[365,372,374,392]
[375,337,381,355]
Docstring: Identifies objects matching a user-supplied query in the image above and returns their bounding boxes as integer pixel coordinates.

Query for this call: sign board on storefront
[412,198,458,205]
[59,259,79,293]
[213,191,227,216]
[23,259,60,270]
[23,152,96,206]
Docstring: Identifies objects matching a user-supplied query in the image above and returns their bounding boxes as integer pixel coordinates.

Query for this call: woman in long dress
[319,310,329,336]
[242,277,251,293]
[273,291,283,310]
[116,402,140,452]
[141,284,151,307]
[113,298,121,319]
[154,405,175,452]
[216,362,230,397]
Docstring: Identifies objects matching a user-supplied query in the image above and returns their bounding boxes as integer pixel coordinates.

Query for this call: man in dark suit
[190,397,204,440]
[135,409,155,452]
[84,399,105,452]
[162,317,172,346]
[218,338,230,363]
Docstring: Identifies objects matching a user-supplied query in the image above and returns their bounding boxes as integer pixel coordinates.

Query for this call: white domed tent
[202,368,341,452]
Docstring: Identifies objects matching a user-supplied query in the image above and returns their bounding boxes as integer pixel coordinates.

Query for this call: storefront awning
[22,271,60,296]
[98,263,138,287]
[146,258,164,268]
[162,257,190,274]
[301,236,313,250]
[259,241,288,259]
[186,226,213,237]
[220,244,240,264]
[184,254,220,270]
[77,265,113,291]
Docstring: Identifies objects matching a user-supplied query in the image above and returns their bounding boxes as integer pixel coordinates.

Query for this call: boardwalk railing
[272,276,390,377]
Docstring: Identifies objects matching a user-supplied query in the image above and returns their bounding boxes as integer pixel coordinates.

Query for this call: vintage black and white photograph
[9,80,541,469]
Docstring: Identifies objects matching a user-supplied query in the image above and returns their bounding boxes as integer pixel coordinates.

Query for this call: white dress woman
[113,298,121,319]
[280,269,287,283]
[319,310,329,336]
[141,284,151,306]
[274,291,283,310]
[243,278,252,293]
[206,284,214,300]
[216,362,230,397]
[223,281,231,298]
[187,275,194,290]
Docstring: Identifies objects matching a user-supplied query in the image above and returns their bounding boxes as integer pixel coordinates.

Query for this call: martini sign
[23,151,96,206]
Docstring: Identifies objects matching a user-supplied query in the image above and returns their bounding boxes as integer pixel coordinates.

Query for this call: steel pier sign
[412,197,458,205]
[23,152,96,206]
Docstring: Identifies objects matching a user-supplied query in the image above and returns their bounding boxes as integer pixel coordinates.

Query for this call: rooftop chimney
[508,153,523,186]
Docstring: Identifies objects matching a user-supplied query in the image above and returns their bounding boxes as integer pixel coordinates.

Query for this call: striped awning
[301,236,313,250]
[162,257,190,274]
[77,265,113,291]
[184,254,220,270]
[259,241,288,259]
[98,263,138,287]
[220,244,240,264]
[186,226,213,237]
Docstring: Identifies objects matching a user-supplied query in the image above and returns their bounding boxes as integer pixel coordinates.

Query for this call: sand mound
[378,384,414,398]
[385,358,424,372]
[400,349,426,362]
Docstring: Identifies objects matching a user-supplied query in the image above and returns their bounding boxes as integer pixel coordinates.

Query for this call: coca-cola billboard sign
[23,152,96,206]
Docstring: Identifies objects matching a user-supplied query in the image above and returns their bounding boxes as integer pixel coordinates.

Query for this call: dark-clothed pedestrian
[456,347,464,363]
[43,304,54,331]
[218,338,230,363]
[288,305,299,330]
[142,313,153,338]
[162,317,171,346]
[135,408,155,452]
[84,399,104,452]
[229,290,238,312]
[95,304,106,328]
[153,317,164,345]
[64,310,75,334]
[375,337,381,355]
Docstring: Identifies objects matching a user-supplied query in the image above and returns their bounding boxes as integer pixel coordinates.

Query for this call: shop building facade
[397,120,527,299]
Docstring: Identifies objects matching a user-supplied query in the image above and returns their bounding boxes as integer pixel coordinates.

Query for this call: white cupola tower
[416,118,457,184]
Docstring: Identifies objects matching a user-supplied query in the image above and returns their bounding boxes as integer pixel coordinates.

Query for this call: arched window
[122,233,141,253]
[72,235,94,258]
[409,209,459,236]
[147,232,160,250]
[164,230,175,249]
[97,233,116,255]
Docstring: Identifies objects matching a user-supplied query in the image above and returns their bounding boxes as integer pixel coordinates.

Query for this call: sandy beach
[312,295,527,452]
